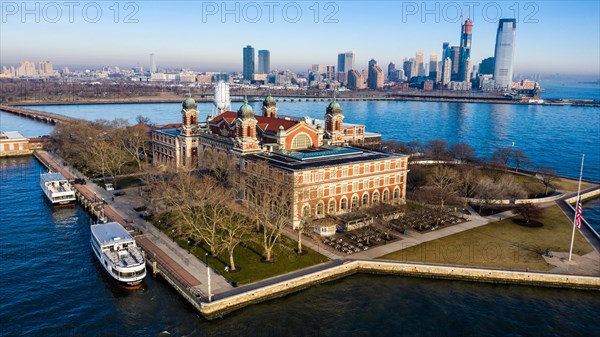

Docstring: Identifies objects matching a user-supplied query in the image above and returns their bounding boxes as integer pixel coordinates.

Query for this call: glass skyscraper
[493,19,517,89]
[337,51,355,73]
[243,45,255,81]
[258,50,270,74]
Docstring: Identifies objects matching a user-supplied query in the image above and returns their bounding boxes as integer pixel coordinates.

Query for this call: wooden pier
[33,150,206,304]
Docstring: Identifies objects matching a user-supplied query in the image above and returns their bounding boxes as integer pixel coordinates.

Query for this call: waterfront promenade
[32,149,600,319]
[33,150,233,300]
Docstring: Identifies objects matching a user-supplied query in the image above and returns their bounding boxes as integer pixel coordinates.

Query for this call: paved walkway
[544,251,600,277]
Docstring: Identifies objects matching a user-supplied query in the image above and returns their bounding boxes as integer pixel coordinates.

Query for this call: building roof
[244,146,406,172]
[91,222,134,246]
[155,128,181,137]
[40,172,68,183]
[210,111,301,134]
[0,131,26,139]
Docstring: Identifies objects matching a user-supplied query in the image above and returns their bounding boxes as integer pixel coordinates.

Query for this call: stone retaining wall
[199,260,599,319]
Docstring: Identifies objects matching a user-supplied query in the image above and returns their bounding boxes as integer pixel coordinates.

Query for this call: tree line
[47,117,151,187]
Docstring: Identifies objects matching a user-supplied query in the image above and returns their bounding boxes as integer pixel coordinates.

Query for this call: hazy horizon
[2,1,599,76]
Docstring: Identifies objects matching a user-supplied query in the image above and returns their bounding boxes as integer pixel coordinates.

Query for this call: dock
[32,150,220,306]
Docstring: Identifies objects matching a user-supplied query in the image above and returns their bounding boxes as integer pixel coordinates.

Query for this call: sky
[1,1,599,77]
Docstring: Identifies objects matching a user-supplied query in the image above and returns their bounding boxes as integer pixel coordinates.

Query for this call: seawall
[199,259,600,319]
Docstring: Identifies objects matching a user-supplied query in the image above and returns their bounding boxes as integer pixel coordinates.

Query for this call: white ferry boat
[90,222,146,288]
[40,172,76,205]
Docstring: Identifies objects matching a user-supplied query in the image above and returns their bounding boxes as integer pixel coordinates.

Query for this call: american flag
[575,202,583,229]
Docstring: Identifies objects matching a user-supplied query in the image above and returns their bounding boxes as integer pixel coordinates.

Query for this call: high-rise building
[403,58,414,80]
[493,19,517,89]
[388,62,399,81]
[347,69,365,89]
[258,50,270,74]
[243,45,255,81]
[38,61,53,76]
[16,61,36,77]
[442,42,451,60]
[337,51,355,74]
[458,19,473,81]
[479,57,495,75]
[449,46,461,80]
[415,51,425,77]
[150,53,157,73]
[442,58,452,85]
[429,54,439,80]
[367,60,384,90]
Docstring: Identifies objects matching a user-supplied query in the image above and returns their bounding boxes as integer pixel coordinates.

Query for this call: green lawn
[553,177,596,192]
[378,205,593,271]
[164,228,329,286]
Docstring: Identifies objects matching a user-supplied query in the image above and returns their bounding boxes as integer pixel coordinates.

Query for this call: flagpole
[568,154,585,262]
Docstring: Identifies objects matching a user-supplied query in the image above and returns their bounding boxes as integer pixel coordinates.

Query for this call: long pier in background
[0,105,79,124]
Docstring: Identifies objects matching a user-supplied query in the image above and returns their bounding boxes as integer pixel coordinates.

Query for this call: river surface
[1,99,599,336]
[4,99,600,181]
[0,156,599,336]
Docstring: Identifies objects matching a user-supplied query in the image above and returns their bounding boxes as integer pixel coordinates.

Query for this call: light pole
[205,253,212,302]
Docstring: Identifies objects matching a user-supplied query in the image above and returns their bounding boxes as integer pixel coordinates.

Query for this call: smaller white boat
[40,172,76,206]
[91,222,146,288]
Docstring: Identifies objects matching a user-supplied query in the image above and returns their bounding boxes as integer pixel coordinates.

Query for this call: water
[1,154,600,337]
[541,81,600,101]
[7,99,600,181]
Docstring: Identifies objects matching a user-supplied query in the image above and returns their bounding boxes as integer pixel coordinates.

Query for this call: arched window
[394,188,400,199]
[334,120,340,131]
[328,199,336,214]
[351,196,359,210]
[246,126,252,137]
[340,197,348,210]
[383,190,389,202]
[302,205,311,218]
[373,191,380,204]
[362,193,369,206]
[317,202,324,215]
[292,133,312,149]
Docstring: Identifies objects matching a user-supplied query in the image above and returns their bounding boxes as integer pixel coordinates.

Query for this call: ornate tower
[233,99,260,153]
[261,94,277,118]
[324,93,344,144]
[181,95,198,136]
[179,95,199,168]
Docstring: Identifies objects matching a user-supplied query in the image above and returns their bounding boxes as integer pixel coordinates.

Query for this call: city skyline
[1,1,599,76]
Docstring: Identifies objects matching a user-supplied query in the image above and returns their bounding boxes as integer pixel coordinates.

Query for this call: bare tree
[538,167,557,195]
[426,139,449,160]
[515,203,543,224]
[429,166,459,208]
[219,209,250,271]
[136,115,152,125]
[150,171,226,256]
[512,150,530,173]
[200,150,238,186]
[114,124,150,171]
[242,160,293,263]
[450,143,476,163]
[457,167,480,203]
[492,147,513,168]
